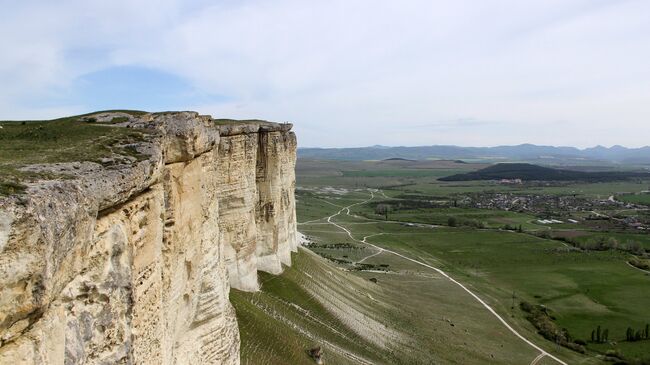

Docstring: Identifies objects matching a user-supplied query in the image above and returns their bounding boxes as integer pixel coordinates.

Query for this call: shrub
[604,349,622,359]
[629,258,650,271]
[565,342,586,354]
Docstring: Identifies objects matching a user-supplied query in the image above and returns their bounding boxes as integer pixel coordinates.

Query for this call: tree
[597,325,601,343]
[625,240,642,254]
[591,330,595,342]
[375,204,391,220]
[605,237,619,250]
[645,324,649,339]
[447,216,458,227]
[602,329,609,343]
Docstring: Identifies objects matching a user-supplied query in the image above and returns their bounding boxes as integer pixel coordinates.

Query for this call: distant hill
[382,157,415,161]
[439,163,650,182]
[298,144,650,164]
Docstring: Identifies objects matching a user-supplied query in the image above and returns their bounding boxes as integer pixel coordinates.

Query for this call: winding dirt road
[319,190,568,365]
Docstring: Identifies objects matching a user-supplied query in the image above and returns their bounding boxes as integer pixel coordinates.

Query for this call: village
[457,191,649,230]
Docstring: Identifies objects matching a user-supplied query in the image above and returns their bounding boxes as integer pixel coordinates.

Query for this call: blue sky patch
[70,65,227,112]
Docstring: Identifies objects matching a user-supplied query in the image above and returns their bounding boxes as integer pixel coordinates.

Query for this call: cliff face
[215,123,298,291]
[255,129,298,274]
[0,112,297,364]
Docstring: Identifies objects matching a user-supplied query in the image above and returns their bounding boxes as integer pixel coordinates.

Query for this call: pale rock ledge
[0,112,297,364]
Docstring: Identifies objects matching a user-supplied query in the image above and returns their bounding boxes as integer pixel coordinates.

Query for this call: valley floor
[232,191,614,364]
[234,159,650,365]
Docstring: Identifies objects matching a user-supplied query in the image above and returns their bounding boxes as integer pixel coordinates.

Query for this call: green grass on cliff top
[0,110,150,196]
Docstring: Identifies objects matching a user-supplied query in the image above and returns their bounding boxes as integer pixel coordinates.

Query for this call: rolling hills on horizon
[439,163,650,182]
[298,143,650,165]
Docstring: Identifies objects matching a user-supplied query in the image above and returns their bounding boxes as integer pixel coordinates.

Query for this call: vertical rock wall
[255,129,298,274]
[216,133,260,291]
[215,123,298,291]
[161,151,239,365]
[0,112,297,364]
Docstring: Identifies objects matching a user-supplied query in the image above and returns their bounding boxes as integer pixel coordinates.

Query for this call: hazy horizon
[298,142,650,150]
[2,1,650,148]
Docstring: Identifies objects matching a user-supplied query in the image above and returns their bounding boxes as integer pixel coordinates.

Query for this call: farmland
[235,158,650,364]
[619,193,650,206]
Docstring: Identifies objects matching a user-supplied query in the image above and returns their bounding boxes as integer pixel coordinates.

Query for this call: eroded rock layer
[0,112,297,364]
[255,129,298,274]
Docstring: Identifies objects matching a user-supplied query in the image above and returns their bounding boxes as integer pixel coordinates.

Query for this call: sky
[1,0,649,148]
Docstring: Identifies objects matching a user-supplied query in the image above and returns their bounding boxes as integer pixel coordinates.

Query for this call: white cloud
[1,0,649,147]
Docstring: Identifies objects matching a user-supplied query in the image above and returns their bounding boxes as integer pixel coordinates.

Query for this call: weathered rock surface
[255,129,298,274]
[0,112,297,364]
[216,123,298,290]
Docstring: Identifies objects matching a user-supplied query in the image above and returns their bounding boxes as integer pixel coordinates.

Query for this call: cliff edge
[0,111,298,364]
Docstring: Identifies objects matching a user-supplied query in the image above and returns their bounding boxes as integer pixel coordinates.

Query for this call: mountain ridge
[298,144,650,164]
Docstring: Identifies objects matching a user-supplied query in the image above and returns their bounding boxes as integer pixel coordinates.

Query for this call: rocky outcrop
[215,122,298,291]
[0,112,297,364]
[255,127,298,274]
[216,132,260,291]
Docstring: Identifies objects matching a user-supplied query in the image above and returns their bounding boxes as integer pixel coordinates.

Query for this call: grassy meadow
[282,159,649,364]
[0,111,151,195]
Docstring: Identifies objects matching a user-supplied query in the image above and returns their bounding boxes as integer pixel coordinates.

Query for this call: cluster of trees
[318,253,352,265]
[502,224,524,232]
[519,301,585,354]
[352,263,390,272]
[588,324,649,344]
[303,242,361,250]
[546,234,646,255]
[574,237,644,254]
[626,324,650,342]
[447,216,486,229]
[590,325,609,343]
[375,204,392,220]
[373,199,443,220]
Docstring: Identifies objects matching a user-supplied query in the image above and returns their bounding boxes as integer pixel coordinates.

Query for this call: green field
[619,193,650,205]
[350,204,547,230]
[342,168,469,178]
[297,160,650,200]
[551,230,650,250]
[233,238,585,364]
[299,191,649,363]
[364,226,650,359]
[237,159,650,364]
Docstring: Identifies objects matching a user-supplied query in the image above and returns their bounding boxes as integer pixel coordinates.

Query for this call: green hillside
[440,163,650,182]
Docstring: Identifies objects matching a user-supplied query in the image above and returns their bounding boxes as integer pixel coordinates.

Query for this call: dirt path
[323,190,568,365]
[355,234,386,264]
[530,352,547,365]
[626,261,650,274]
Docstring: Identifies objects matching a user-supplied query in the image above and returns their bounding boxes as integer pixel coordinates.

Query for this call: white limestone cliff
[0,112,297,364]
